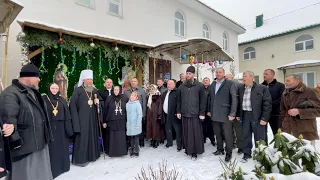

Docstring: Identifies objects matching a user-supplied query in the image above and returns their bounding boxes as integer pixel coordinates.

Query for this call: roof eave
[239,23,320,45]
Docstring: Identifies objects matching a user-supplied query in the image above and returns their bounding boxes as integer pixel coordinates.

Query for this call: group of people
[0,62,320,180]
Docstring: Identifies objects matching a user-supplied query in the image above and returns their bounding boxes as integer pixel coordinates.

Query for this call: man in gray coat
[208,68,237,162]
[124,78,147,147]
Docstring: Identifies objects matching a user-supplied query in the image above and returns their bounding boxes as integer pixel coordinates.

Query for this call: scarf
[147,84,160,109]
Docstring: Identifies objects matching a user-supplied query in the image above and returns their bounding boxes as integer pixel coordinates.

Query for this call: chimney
[256,14,263,28]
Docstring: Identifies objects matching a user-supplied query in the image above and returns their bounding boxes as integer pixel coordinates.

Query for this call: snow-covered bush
[135,160,185,180]
[253,129,320,176]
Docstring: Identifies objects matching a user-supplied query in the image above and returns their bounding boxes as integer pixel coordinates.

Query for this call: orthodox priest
[177,66,206,160]
[69,70,101,167]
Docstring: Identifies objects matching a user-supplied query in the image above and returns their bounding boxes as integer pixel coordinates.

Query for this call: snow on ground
[56,118,320,180]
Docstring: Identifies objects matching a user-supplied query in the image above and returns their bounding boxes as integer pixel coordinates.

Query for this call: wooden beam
[28,45,49,59]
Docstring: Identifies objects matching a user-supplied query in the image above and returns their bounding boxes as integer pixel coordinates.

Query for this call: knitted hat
[20,63,40,77]
[186,66,195,73]
[163,73,170,79]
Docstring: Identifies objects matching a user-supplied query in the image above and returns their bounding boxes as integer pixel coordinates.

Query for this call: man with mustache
[177,66,206,160]
[69,70,101,167]
[0,63,53,180]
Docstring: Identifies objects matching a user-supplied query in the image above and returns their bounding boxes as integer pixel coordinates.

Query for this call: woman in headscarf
[103,86,128,157]
[146,84,164,148]
[42,83,73,179]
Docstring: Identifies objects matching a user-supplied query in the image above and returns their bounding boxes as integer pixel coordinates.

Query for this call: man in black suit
[237,71,272,163]
[208,68,237,162]
[161,80,182,151]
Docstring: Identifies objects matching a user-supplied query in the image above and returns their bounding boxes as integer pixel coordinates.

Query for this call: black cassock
[69,87,100,165]
[103,94,127,157]
[43,94,73,179]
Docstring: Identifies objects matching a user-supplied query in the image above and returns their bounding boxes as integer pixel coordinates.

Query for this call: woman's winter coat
[126,100,142,136]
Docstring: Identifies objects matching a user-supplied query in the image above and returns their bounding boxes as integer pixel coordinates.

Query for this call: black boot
[213,150,225,156]
[191,153,197,160]
[225,154,232,162]
[153,141,159,148]
[149,140,154,147]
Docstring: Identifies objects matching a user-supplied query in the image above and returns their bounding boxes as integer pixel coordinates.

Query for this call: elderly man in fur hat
[177,66,206,160]
[0,63,53,180]
[69,70,101,167]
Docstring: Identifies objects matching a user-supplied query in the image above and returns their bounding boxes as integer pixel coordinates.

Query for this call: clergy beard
[185,78,194,86]
[84,85,93,92]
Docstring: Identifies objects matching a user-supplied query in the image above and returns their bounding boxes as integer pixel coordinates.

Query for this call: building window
[243,47,256,60]
[75,0,95,9]
[296,72,316,88]
[202,24,210,39]
[175,11,185,37]
[108,0,122,16]
[295,34,314,52]
[223,32,228,51]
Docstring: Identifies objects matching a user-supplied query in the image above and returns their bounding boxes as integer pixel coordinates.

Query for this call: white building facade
[0,0,245,85]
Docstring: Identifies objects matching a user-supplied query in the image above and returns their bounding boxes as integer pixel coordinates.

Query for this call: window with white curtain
[295,34,314,52]
[296,72,316,88]
[75,0,95,9]
[243,47,256,60]
[175,11,185,37]
[203,24,210,39]
[223,32,228,51]
[108,0,122,16]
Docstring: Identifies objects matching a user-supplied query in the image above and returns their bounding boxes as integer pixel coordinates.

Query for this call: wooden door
[149,58,171,84]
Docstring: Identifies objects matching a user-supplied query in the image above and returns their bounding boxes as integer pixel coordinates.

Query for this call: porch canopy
[277,60,320,70]
[0,0,23,33]
[152,38,234,64]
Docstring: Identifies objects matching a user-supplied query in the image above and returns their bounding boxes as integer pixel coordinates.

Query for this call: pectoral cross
[115,107,118,115]
[119,108,122,115]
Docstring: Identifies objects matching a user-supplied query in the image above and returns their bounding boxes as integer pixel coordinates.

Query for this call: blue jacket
[126,100,142,136]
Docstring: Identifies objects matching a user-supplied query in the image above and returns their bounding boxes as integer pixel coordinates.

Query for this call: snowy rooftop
[277,60,320,69]
[239,3,320,44]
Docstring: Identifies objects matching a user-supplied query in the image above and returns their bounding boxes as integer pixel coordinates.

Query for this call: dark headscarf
[47,83,60,104]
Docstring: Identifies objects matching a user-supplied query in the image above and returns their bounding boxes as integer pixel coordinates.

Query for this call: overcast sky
[200,0,320,27]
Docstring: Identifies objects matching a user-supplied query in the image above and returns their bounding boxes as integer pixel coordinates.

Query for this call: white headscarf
[147,84,160,109]
[77,70,93,87]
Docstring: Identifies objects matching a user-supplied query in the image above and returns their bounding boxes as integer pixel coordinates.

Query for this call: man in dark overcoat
[208,68,237,162]
[177,66,206,160]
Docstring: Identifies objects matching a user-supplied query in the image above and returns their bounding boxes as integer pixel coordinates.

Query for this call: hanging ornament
[181,54,187,60]
[189,56,194,65]
[114,46,119,51]
[108,58,113,75]
[98,48,102,76]
[60,46,65,63]
[53,44,58,49]
[202,61,206,64]
[193,59,198,64]
[39,44,48,73]
[87,53,92,69]
[209,61,213,66]
[69,48,77,75]
[219,59,223,64]
[58,38,63,43]
[90,42,95,48]
[132,49,135,53]
[17,31,30,66]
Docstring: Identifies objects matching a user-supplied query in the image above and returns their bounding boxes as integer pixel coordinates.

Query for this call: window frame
[223,32,229,51]
[243,47,256,60]
[294,34,314,52]
[202,23,210,39]
[295,71,316,88]
[174,11,185,37]
[107,0,123,17]
[75,0,95,9]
